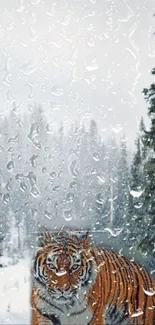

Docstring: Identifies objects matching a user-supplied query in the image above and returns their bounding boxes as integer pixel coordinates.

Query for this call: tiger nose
[56,284,70,293]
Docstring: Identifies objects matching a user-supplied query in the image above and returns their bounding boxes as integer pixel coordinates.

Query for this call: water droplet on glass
[130,189,143,198]
[27,172,36,185]
[97,174,105,184]
[8,147,14,153]
[112,125,123,134]
[15,173,24,182]
[142,287,155,296]
[104,227,123,237]
[96,195,104,205]
[92,152,100,162]
[131,310,143,318]
[30,155,38,167]
[86,59,98,71]
[51,85,64,96]
[47,8,56,17]
[42,167,47,173]
[20,181,27,192]
[6,161,14,171]
[6,181,12,191]
[28,123,39,141]
[3,193,11,204]
[63,209,73,221]
[66,192,74,203]
[134,203,143,209]
[52,185,60,192]
[69,181,78,189]
[50,171,57,179]
[68,160,79,178]
[91,168,97,175]
[20,60,40,75]
[31,208,38,217]
[8,135,19,144]
[44,210,53,220]
[30,186,40,198]
[31,0,41,4]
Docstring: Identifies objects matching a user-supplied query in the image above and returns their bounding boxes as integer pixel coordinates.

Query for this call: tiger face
[33,230,97,306]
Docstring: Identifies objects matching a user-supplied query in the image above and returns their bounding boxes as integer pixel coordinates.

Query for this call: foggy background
[0,0,155,148]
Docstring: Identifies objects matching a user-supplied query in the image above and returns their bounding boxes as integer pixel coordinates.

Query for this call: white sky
[0,0,155,148]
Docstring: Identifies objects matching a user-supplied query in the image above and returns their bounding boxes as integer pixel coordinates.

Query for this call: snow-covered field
[0,258,30,324]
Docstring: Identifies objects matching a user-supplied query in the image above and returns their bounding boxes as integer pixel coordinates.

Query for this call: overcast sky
[0,0,155,148]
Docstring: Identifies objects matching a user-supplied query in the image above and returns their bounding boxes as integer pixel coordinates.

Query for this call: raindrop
[27,172,36,185]
[42,167,47,173]
[6,161,14,171]
[63,209,73,221]
[28,123,39,141]
[104,227,123,237]
[131,310,143,318]
[130,189,143,198]
[51,85,64,96]
[96,197,104,205]
[15,173,24,182]
[66,192,74,203]
[86,59,98,71]
[47,8,56,18]
[30,155,38,167]
[97,174,105,184]
[6,181,12,191]
[58,170,63,178]
[44,211,53,220]
[134,203,143,209]
[91,168,97,175]
[20,181,27,192]
[20,60,40,75]
[3,193,11,204]
[50,171,57,179]
[8,135,19,143]
[68,160,79,178]
[143,287,155,296]
[112,125,123,134]
[8,147,14,153]
[69,181,78,189]
[92,152,100,162]
[30,186,40,198]
[31,208,38,217]
[52,185,60,192]
[31,0,41,4]
[87,39,95,47]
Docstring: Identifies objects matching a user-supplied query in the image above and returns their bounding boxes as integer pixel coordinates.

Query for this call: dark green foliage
[136,69,155,257]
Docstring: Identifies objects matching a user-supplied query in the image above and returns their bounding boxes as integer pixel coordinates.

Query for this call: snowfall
[0,257,30,324]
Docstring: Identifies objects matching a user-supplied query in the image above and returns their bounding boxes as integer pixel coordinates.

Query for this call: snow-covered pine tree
[137,67,155,257]
[114,136,129,228]
[127,136,145,244]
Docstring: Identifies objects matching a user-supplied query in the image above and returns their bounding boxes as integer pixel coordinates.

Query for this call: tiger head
[33,228,97,305]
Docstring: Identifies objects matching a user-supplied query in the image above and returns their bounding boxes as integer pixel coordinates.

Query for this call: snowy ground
[0,258,30,324]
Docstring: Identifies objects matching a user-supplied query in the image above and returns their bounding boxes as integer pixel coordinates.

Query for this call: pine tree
[115,136,129,227]
[128,137,145,243]
[137,68,155,256]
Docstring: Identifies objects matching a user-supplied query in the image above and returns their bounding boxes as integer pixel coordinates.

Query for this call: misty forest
[0,1,155,323]
[0,67,155,270]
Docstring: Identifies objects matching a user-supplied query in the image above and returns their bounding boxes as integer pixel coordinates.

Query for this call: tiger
[31,228,155,325]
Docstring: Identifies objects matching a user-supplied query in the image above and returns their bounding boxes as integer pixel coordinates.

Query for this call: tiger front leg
[88,311,105,325]
[31,307,53,325]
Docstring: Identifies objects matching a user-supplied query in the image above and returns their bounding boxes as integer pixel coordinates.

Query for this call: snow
[0,259,31,324]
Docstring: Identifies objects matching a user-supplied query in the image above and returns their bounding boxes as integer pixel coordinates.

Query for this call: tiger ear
[80,231,91,249]
[36,228,52,247]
